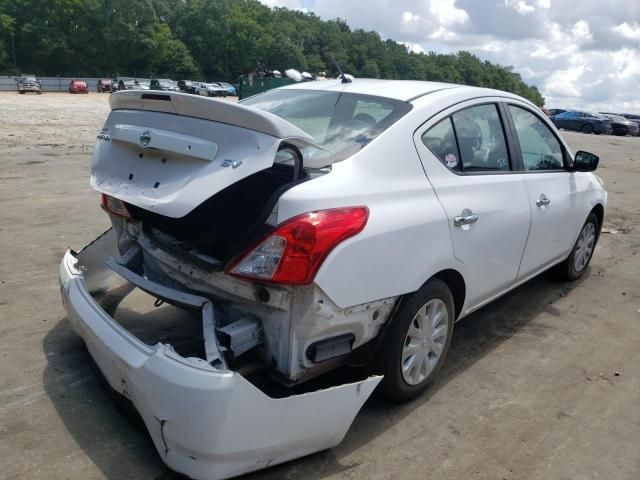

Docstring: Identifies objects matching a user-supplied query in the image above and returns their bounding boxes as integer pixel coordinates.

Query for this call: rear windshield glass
[242,89,412,164]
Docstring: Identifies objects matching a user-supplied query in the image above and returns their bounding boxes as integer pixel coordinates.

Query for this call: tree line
[0,0,544,105]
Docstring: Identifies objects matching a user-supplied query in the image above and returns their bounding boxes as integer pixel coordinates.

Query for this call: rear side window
[451,104,510,172]
[508,105,564,171]
[422,104,510,173]
[421,117,461,171]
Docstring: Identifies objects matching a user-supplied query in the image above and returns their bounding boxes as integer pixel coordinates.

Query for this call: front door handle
[536,194,551,207]
[454,208,479,227]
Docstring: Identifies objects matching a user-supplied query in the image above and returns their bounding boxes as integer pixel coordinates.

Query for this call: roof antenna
[328,53,352,83]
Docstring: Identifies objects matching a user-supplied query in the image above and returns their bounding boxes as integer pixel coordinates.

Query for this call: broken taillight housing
[101,194,132,219]
[228,207,369,285]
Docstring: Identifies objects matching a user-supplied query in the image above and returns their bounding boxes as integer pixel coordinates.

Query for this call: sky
[258,0,640,112]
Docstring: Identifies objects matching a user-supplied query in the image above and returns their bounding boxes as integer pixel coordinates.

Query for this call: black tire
[581,123,594,134]
[554,212,600,281]
[375,278,455,402]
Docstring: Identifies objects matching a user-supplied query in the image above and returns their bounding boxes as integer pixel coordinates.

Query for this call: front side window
[451,104,510,172]
[508,105,564,171]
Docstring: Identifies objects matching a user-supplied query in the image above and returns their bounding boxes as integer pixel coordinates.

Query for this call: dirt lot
[0,92,639,480]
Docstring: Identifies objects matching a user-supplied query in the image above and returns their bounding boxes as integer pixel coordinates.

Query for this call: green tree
[0,0,545,106]
[0,12,14,71]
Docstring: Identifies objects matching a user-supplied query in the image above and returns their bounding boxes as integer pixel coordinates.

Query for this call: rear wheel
[375,279,454,402]
[581,123,594,134]
[555,213,599,281]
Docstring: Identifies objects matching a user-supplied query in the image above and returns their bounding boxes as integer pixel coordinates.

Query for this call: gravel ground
[0,92,639,480]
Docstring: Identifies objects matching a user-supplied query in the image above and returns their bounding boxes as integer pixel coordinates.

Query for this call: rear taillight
[228,207,369,285]
[101,194,132,219]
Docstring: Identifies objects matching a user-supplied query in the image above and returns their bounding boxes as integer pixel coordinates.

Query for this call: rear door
[503,103,587,278]
[414,100,531,308]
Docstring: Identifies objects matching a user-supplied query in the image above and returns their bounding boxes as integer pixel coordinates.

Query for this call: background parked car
[620,113,640,129]
[117,79,134,91]
[550,110,612,134]
[600,114,639,136]
[150,79,179,92]
[198,82,227,97]
[96,79,113,93]
[217,81,237,96]
[68,80,88,94]
[177,79,198,94]
[17,75,42,94]
[547,108,566,117]
[117,79,148,90]
[138,81,151,90]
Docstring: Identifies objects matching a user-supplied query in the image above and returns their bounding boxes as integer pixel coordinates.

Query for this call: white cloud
[259,0,307,10]
[259,0,640,111]
[572,20,593,43]
[402,11,420,23]
[504,0,535,15]
[429,26,458,41]
[611,22,640,41]
[400,41,426,54]
[430,0,469,25]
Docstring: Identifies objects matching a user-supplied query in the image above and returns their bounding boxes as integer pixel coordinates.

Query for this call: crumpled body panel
[58,230,381,480]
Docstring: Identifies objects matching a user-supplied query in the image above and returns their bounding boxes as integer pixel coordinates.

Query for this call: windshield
[242,89,412,164]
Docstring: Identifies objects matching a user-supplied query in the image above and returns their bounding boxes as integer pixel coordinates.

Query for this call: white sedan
[59,80,606,479]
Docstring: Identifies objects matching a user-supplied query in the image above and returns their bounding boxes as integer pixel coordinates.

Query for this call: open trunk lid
[91,91,314,218]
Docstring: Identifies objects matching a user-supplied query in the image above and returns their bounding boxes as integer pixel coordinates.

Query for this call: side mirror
[572,150,599,172]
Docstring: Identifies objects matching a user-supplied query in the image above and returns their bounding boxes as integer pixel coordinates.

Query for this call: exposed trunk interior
[128,163,307,265]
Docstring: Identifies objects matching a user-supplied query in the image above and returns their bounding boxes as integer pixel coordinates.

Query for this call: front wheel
[555,213,599,281]
[581,123,594,134]
[375,279,454,402]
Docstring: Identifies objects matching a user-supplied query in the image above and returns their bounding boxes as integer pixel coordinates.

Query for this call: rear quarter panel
[277,107,462,309]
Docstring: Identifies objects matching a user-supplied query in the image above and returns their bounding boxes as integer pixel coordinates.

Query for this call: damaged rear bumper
[58,230,381,480]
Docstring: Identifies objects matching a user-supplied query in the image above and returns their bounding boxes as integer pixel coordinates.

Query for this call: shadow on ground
[42,269,586,480]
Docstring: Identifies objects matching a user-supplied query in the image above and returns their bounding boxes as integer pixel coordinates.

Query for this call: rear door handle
[536,194,551,207]
[454,209,479,227]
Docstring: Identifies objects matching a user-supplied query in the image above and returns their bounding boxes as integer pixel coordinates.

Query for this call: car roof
[279,78,468,102]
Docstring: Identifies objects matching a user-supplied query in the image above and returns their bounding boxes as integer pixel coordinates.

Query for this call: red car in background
[69,80,88,94]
